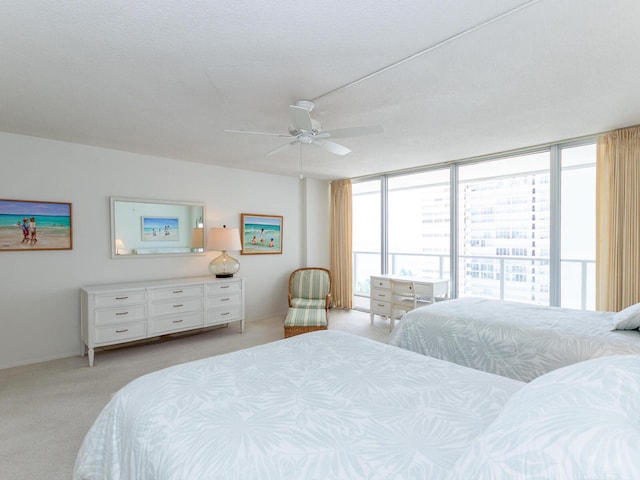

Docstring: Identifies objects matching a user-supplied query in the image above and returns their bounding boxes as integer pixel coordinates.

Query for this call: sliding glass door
[352,180,381,308]
[388,169,450,282]
[352,139,597,310]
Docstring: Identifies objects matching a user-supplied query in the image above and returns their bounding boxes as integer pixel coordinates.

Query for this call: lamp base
[209,251,240,278]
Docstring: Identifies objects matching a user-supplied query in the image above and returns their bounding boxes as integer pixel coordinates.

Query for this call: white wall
[301,178,331,268]
[0,132,330,369]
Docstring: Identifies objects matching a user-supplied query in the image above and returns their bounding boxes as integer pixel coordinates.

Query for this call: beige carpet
[0,309,391,480]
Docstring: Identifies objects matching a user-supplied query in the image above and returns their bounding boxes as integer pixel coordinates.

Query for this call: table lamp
[207,225,242,278]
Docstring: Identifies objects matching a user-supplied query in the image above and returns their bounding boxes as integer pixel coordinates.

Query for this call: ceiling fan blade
[322,125,384,139]
[224,129,290,137]
[289,105,313,132]
[266,140,298,156]
[313,139,351,156]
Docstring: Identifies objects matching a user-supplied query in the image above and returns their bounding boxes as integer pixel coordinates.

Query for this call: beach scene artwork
[0,199,72,251]
[241,214,283,254]
[141,216,179,241]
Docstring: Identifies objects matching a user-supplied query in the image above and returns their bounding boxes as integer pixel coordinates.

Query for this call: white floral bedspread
[73,330,521,480]
[389,297,640,381]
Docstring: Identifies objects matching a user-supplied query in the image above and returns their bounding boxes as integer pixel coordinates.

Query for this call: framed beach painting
[0,199,72,251]
[141,216,180,241]
[241,213,283,255]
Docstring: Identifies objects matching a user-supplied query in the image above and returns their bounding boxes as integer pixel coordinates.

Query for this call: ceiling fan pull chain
[299,143,304,180]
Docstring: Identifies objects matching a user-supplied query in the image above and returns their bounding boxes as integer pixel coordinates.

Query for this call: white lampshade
[207,226,242,252]
[207,226,241,278]
[191,227,204,250]
[115,239,126,255]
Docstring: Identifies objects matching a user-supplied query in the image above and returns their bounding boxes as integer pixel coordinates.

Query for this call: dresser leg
[88,348,94,367]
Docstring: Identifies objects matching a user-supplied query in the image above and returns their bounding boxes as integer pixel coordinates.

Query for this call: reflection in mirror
[110,197,205,258]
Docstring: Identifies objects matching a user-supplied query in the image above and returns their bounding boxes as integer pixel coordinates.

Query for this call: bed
[73,330,640,479]
[389,297,640,382]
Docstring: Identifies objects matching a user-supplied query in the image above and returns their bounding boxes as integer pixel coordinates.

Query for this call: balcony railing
[353,250,595,310]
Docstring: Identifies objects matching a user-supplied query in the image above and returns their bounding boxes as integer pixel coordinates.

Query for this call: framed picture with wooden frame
[0,198,72,251]
[240,213,283,255]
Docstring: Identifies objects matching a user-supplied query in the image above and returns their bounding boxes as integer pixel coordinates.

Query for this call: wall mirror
[110,197,205,258]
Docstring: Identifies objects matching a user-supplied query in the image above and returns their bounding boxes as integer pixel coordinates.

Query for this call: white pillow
[449,355,640,480]
[612,302,640,330]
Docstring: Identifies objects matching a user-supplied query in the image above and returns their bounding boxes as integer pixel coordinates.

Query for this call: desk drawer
[95,322,146,345]
[372,289,391,302]
[150,312,203,335]
[150,298,202,317]
[371,278,391,290]
[150,285,203,301]
[370,299,392,315]
[95,305,147,326]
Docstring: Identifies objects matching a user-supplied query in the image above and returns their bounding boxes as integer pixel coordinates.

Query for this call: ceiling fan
[224,100,383,156]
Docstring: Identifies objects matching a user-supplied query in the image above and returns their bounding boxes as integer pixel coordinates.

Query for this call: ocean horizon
[0,214,71,228]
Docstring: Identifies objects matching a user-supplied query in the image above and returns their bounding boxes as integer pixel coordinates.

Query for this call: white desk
[370,274,449,331]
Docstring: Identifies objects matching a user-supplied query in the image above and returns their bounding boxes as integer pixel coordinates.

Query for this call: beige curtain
[596,125,640,311]
[330,179,353,309]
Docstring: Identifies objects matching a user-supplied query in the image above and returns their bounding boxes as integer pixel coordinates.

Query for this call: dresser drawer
[94,291,146,308]
[371,278,391,290]
[149,312,203,335]
[150,285,203,301]
[94,322,146,345]
[150,298,202,317]
[208,292,240,309]
[95,305,147,325]
[207,282,241,295]
[372,289,391,302]
[207,305,241,326]
[370,299,392,315]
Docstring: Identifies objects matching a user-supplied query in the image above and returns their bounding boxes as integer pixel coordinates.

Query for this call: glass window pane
[388,169,450,286]
[458,152,551,304]
[352,180,381,301]
[560,144,596,309]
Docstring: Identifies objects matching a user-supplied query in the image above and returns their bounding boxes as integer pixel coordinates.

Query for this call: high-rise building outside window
[458,152,551,304]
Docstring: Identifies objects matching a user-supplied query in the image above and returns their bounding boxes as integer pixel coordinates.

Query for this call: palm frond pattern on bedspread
[389,297,640,382]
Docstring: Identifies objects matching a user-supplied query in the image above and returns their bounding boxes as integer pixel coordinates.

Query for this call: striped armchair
[285,267,332,338]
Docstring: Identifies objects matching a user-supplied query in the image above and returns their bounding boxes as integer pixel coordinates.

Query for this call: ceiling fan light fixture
[294,99,314,112]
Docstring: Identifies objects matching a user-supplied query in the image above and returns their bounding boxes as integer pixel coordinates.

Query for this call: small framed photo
[241,213,283,255]
[141,216,179,241]
[0,199,72,251]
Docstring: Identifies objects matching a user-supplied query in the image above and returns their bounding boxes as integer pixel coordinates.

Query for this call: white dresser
[81,276,244,366]
[370,274,449,330]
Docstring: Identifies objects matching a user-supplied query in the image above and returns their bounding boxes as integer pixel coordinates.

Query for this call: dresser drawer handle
[172,319,184,324]
[220,285,230,289]
[172,290,183,294]
[378,293,386,298]
[173,304,184,308]
[115,296,129,300]
[220,298,230,302]
[115,329,129,333]
[221,312,230,316]
[377,303,385,308]
[115,311,129,316]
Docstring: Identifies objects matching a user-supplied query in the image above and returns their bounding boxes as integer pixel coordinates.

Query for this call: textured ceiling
[2,0,640,180]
